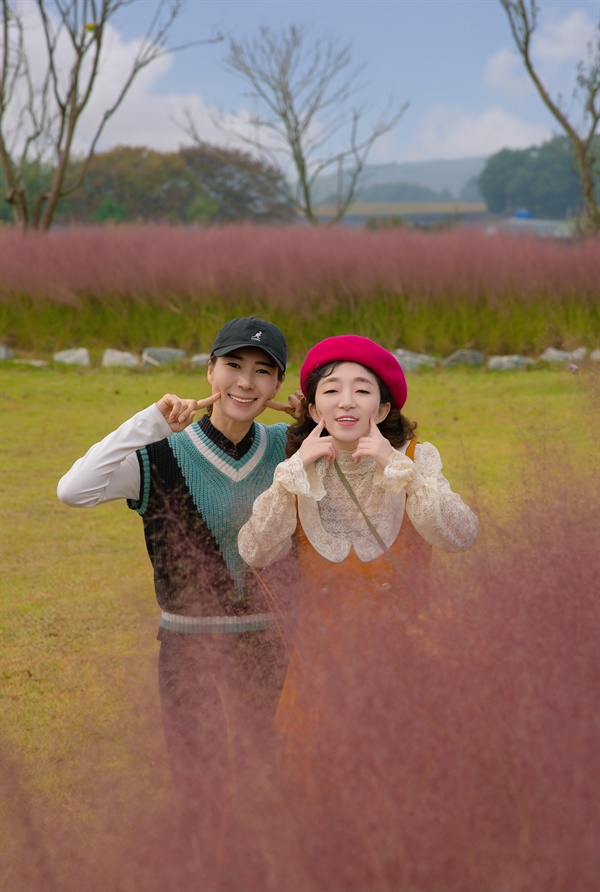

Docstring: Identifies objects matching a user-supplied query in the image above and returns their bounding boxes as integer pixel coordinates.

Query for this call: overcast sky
[13,0,600,166]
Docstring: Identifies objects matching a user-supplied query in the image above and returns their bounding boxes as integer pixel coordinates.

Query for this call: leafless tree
[500,0,600,233]
[0,0,220,230]
[192,25,408,225]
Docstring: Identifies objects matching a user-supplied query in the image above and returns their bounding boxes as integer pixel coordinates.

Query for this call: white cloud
[75,38,181,151]
[68,20,238,153]
[535,10,596,64]
[483,48,526,96]
[405,106,551,161]
[5,2,251,158]
[483,8,597,98]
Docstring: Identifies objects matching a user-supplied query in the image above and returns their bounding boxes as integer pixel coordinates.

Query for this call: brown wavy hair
[285,361,417,458]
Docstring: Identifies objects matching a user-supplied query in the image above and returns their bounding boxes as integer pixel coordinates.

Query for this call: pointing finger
[264,399,289,411]
[197,392,221,409]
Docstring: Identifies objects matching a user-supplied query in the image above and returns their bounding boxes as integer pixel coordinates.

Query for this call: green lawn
[0,361,597,890]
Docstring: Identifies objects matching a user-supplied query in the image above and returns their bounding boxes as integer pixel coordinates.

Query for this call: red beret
[300,335,407,409]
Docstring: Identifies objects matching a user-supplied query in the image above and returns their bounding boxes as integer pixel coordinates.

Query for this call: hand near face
[298,416,338,469]
[265,389,304,419]
[352,415,394,468]
[156,392,221,432]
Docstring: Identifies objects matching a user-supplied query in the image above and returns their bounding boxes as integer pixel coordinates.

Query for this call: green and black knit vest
[128,418,288,617]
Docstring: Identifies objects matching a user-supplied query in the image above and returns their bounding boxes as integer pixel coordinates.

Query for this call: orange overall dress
[275,440,432,742]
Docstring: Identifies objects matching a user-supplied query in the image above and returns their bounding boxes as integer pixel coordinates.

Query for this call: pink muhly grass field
[0,224,596,308]
[4,411,598,892]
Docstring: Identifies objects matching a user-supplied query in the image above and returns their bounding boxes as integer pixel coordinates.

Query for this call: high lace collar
[300,452,406,563]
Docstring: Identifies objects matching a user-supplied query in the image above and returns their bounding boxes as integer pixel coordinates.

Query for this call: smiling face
[207,347,283,440]
[308,361,391,451]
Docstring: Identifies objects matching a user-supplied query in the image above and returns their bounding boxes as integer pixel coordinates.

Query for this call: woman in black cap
[57,317,299,871]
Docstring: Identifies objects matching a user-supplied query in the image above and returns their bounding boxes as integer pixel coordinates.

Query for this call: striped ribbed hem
[159,610,274,634]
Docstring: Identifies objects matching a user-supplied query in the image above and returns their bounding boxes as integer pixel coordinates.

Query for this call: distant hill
[356,182,455,203]
[313,157,488,204]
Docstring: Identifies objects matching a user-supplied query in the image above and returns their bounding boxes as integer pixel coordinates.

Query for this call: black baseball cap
[211,317,287,372]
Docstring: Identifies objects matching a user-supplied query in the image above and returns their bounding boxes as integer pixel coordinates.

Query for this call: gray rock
[54,348,90,366]
[14,359,48,367]
[441,349,486,368]
[540,346,588,363]
[0,345,15,360]
[190,353,212,369]
[102,348,139,368]
[589,349,600,362]
[142,347,187,367]
[394,348,437,371]
[487,355,534,371]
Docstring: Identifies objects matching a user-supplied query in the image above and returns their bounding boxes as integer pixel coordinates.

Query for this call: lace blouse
[238,442,479,567]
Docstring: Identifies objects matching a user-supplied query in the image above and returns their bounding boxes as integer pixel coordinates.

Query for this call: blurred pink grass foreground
[3,407,599,892]
[0,224,597,307]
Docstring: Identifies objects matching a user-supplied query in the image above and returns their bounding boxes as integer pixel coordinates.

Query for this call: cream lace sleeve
[273,450,326,499]
[238,454,307,568]
[378,443,479,552]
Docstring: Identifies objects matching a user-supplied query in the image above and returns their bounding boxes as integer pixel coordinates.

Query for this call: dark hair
[285,361,417,458]
[205,352,285,417]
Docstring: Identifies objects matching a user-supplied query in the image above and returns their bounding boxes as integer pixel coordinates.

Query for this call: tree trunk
[576,148,600,233]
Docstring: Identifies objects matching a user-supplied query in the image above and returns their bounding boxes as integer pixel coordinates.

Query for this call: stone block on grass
[190,353,211,369]
[487,355,534,371]
[394,349,437,371]
[15,359,48,367]
[54,348,90,366]
[540,347,588,363]
[142,347,187,367]
[441,349,486,369]
[102,349,140,368]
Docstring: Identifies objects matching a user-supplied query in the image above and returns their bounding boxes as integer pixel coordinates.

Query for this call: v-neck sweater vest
[128,419,288,623]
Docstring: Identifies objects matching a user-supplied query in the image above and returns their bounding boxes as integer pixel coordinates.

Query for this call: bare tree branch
[500,0,600,233]
[0,0,223,230]
[184,25,407,225]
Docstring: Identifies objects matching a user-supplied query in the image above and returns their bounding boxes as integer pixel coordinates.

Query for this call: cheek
[209,368,228,393]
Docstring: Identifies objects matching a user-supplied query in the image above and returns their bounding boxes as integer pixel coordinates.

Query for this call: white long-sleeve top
[238,442,479,568]
[58,405,291,613]
[57,404,173,506]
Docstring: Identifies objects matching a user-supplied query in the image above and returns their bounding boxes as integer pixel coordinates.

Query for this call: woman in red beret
[238,334,479,745]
